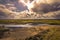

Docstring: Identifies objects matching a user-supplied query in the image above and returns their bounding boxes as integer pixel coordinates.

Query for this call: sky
[0,0,60,19]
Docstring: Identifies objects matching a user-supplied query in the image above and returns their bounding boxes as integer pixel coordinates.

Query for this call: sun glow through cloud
[19,0,35,12]
[0,0,60,19]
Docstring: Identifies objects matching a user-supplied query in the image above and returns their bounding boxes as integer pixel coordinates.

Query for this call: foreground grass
[0,25,60,40]
[25,26,60,40]
[0,19,60,25]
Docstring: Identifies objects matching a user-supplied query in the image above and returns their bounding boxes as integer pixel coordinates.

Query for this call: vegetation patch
[25,27,60,40]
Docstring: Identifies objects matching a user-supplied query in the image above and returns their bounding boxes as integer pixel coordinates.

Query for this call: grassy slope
[0,19,60,25]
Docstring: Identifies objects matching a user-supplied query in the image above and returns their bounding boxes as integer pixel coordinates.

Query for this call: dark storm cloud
[25,0,60,13]
[0,0,28,11]
[14,1,28,12]
[0,0,60,19]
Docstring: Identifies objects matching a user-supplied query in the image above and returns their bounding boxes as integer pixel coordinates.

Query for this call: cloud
[0,7,60,19]
[0,0,60,19]
[21,0,60,13]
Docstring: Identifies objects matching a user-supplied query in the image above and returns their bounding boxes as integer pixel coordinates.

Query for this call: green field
[0,19,60,25]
